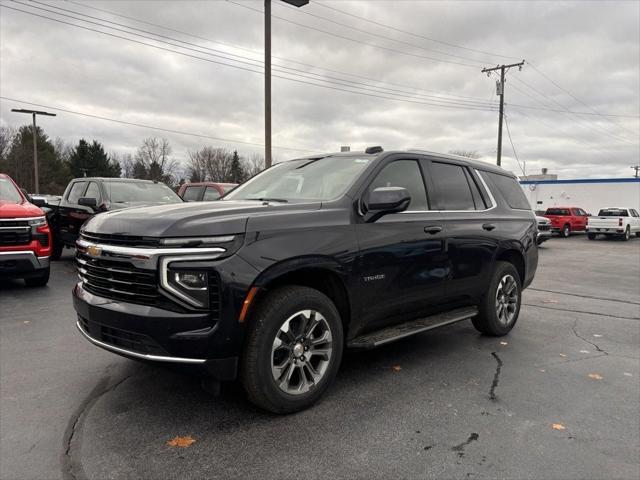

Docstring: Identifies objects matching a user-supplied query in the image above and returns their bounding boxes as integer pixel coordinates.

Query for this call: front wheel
[561,224,571,238]
[472,261,522,336]
[241,286,344,414]
[587,232,596,240]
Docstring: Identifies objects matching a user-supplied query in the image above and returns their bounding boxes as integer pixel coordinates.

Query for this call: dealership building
[519,177,640,214]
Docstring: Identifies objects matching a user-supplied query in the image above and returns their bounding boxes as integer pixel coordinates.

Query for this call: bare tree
[0,126,16,163]
[187,146,235,182]
[243,153,265,179]
[113,152,134,178]
[448,150,481,159]
[134,137,178,183]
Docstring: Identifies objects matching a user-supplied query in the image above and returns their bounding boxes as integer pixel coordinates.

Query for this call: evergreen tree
[132,160,148,179]
[68,139,121,178]
[230,150,246,183]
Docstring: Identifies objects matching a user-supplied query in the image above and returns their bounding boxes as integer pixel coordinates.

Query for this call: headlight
[164,268,210,308]
[160,235,235,247]
[28,216,47,228]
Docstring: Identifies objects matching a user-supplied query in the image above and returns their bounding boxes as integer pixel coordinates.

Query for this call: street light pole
[264,0,309,168]
[11,108,56,194]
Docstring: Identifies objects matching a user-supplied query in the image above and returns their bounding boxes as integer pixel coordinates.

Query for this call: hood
[0,200,45,219]
[82,200,322,237]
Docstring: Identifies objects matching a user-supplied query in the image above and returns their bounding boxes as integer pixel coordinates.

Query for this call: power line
[0,96,317,153]
[62,0,495,104]
[313,1,521,62]
[274,0,490,65]
[225,0,481,69]
[2,2,498,112]
[503,113,526,177]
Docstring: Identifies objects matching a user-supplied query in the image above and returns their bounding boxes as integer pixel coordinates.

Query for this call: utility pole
[631,165,640,178]
[481,61,525,167]
[11,108,56,194]
[264,0,308,168]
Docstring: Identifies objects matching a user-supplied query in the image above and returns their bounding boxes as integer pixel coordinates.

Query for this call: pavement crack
[523,303,640,321]
[528,287,640,306]
[452,433,479,457]
[62,373,132,480]
[571,319,609,355]
[489,352,503,401]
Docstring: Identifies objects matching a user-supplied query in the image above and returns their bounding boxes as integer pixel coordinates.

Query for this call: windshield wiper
[246,197,289,203]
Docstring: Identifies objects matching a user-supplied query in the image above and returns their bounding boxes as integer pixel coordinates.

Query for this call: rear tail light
[619,218,623,227]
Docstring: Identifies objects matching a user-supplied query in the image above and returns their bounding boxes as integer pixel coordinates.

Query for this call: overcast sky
[1,0,639,179]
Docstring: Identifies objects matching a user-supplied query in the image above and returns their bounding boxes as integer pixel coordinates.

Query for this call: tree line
[0,124,265,194]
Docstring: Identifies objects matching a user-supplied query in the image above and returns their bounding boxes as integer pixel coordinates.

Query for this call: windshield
[224,156,372,202]
[105,182,182,204]
[545,208,569,215]
[598,209,628,217]
[0,177,23,203]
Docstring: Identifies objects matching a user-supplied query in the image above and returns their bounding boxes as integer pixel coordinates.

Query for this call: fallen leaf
[552,423,566,431]
[593,334,603,338]
[579,350,590,354]
[559,353,567,357]
[588,373,603,380]
[623,372,633,377]
[500,341,508,346]
[392,365,402,372]
[167,436,196,448]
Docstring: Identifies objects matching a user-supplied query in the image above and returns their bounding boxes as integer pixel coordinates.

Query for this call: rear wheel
[24,267,50,287]
[622,226,631,241]
[472,261,522,336]
[241,286,343,414]
[50,241,64,261]
[587,232,596,240]
[561,224,570,238]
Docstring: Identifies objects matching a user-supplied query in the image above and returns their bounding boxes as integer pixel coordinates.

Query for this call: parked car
[0,173,52,286]
[178,182,238,201]
[586,207,640,241]
[73,148,538,413]
[48,177,183,259]
[536,215,552,245]
[543,206,589,237]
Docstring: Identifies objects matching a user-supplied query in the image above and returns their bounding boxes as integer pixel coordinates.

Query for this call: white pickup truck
[586,207,640,241]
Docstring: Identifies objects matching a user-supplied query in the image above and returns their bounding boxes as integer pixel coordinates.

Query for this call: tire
[50,241,64,261]
[587,233,596,240]
[622,226,630,241]
[472,261,522,337]
[241,286,344,414]
[24,267,50,287]
[635,232,640,238]
[561,224,570,238]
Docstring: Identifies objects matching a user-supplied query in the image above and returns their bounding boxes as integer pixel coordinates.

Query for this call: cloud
[1,0,638,179]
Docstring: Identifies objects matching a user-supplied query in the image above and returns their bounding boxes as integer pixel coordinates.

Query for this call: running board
[348,306,479,350]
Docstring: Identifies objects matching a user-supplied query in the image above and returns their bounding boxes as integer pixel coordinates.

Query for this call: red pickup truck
[543,206,589,238]
[0,173,52,286]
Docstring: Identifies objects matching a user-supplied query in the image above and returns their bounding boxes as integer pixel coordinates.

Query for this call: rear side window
[368,160,428,211]
[429,162,475,211]
[67,181,87,203]
[182,186,204,201]
[203,186,221,201]
[484,172,530,210]
[545,208,570,215]
[631,209,639,217]
[84,182,101,202]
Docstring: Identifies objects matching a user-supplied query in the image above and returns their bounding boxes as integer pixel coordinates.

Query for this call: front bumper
[536,231,552,244]
[73,283,239,380]
[0,251,50,278]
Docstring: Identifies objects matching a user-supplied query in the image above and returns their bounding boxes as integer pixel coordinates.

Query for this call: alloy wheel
[495,275,519,326]
[271,309,333,395]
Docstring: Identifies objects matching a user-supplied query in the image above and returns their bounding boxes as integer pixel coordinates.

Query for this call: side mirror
[78,197,98,209]
[30,197,46,207]
[364,187,411,222]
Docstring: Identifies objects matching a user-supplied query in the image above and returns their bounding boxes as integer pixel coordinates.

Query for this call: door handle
[482,223,496,231]
[424,225,443,234]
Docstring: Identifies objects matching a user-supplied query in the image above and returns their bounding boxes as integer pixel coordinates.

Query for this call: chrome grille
[81,232,161,247]
[76,252,160,305]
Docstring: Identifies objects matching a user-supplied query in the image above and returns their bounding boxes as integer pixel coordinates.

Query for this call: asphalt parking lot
[1,235,639,480]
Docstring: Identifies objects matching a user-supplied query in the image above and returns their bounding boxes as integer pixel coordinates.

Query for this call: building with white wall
[520,178,640,214]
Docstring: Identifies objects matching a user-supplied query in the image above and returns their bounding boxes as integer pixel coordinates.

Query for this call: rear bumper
[0,251,50,278]
[586,227,624,234]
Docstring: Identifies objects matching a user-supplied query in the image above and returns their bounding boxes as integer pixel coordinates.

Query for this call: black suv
[73,149,538,413]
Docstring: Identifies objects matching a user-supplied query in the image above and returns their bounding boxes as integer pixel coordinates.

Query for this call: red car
[177,182,238,202]
[543,206,589,238]
[0,173,52,286]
